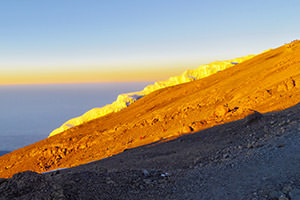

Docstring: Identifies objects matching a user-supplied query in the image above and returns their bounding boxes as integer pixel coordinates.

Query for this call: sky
[0,0,299,85]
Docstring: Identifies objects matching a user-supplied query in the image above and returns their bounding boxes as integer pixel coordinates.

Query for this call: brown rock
[182,126,193,134]
[215,105,228,117]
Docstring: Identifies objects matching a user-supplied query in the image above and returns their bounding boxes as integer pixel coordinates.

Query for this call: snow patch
[49,54,255,137]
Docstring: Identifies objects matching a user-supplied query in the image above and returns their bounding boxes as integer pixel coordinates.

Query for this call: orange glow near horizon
[0,66,190,85]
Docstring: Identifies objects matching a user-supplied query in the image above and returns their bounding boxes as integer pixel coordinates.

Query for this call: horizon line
[0,80,155,86]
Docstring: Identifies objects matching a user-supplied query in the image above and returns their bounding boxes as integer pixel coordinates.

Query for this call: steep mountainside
[1,98,300,200]
[50,55,255,137]
[0,40,299,178]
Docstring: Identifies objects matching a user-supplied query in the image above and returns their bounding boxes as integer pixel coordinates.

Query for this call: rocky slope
[0,101,300,200]
[50,55,255,137]
[0,40,300,180]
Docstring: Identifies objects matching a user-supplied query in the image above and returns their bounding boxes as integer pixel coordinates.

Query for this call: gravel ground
[169,108,300,200]
[0,103,300,200]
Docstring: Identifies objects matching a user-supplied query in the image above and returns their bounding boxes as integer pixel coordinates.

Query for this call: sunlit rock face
[49,55,255,137]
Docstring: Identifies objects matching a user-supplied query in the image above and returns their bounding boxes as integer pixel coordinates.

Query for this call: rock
[282,185,292,193]
[182,126,193,134]
[278,121,287,126]
[106,180,115,184]
[143,179,152,184]
[0,171,51,199]
[215,105,228,116]
[277,143,285,148]
[52,190,65,199]
[142,169,150,177]
[289,188,300,200]
[244,110,263,125]
[279,195,289,200]
[161,172,170,177]
[223,153,230,159]
[269,190,280,199]
[190,121,203,131]
[286,78,296,90]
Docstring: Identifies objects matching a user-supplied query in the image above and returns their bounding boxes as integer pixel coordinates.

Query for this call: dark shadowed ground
[0,103,300,200]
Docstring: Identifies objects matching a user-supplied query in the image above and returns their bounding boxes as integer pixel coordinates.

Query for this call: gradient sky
[0,0,299,84]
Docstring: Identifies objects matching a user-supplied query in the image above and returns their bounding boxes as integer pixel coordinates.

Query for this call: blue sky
[0,0,299,84]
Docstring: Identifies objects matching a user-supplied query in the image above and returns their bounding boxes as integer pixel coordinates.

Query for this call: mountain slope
[1,99,300,200]
[0,41,300,178]
[50,55,255,137]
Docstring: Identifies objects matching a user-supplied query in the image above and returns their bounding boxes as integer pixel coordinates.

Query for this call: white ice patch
[49,54,256,137]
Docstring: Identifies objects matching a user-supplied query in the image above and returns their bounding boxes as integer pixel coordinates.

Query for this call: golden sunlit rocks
[1,41,300,178]
[49,55,256,137]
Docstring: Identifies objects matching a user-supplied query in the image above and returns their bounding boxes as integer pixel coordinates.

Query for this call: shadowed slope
[1,98,300,200]
[0,41,300,178]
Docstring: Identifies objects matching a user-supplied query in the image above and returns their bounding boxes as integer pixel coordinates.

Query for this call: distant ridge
[49,54,255,136]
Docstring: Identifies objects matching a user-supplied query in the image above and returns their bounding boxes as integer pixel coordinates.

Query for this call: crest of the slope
[49,54,257,137]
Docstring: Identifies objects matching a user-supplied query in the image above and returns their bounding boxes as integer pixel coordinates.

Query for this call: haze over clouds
[0,0,299,84]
